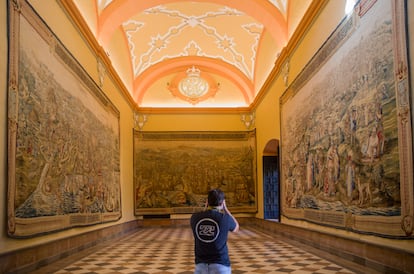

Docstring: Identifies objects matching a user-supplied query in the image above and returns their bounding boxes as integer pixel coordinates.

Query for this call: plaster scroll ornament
[97,58,106,88]
[241,112,255,130]
[134,113,147,131]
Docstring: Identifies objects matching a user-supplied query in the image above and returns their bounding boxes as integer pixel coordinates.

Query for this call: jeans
[194,263,231,274]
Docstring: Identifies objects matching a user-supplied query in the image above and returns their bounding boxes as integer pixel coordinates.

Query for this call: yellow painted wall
[0,0,137,252]
[254,0,348,219]
[0,0,246,254]
[142,113,246,131]
[255,0,414,253]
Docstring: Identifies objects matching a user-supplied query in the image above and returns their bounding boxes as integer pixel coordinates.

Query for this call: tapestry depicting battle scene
[134,131,257,215]
[7,1,121,237]
[280,0,413,237]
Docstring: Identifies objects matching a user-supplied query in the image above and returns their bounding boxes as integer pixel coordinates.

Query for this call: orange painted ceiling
[67,0,312,109]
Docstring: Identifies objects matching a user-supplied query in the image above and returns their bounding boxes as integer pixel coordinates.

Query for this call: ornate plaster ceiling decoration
[65,0,312,110]
[168,66,219,105]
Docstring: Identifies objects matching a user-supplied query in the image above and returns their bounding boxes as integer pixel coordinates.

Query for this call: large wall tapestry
[280,0,413,238]
[7,0,121,237]
[134,130,257,215]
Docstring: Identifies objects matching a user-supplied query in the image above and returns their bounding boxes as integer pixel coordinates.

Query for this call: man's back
[191,209,236,266]
[190,189,239,274]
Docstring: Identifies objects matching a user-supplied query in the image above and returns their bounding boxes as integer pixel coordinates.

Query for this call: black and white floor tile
[31,226,379,274]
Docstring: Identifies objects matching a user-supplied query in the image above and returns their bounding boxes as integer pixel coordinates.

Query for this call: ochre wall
[0,0,137,254]
[254,0,414,255]
[254,0,349,220]
[0,0,247,255]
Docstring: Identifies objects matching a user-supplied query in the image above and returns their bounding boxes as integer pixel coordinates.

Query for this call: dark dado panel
[247,218,414,274]
[0,220,140,274]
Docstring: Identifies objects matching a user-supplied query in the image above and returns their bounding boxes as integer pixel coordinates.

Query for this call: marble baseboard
[2,217,413,273]
[245,218,414,274]
[0,220,140,274]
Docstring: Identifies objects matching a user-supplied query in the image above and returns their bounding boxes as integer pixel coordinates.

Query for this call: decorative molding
[286,11,356,100]
[97,57,106,88]
[241,112,256,130]
[252,0,329,110]
[282,60,290,87]
[358,0,377,17]
[134,113,148,131]
[167,66,219,105]
[59,0,137,110]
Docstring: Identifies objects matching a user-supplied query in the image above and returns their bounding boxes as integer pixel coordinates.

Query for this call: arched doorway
[263,139,280,220]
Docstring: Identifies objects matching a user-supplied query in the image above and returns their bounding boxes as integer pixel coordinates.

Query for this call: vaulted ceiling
[62,0,312,109]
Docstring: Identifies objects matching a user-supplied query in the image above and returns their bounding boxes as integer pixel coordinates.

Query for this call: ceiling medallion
[178,66,209,98]
[168,66,219,105]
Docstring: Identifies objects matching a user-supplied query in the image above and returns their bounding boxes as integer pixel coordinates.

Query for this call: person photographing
[190,189,240,274]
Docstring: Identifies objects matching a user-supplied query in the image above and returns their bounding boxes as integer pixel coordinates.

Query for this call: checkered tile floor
[32,226,378,274]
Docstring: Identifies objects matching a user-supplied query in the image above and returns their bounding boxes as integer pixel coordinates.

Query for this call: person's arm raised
[223,200,239,232]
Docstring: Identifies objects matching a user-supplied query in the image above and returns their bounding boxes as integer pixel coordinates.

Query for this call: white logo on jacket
[196,218,220,243]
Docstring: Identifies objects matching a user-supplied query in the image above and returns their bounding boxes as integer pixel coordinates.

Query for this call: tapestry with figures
[280,0,413,238]
[134,130,257,215]
[7,0,121,237]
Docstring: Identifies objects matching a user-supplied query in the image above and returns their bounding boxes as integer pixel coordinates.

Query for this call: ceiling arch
[133,56,254,105]
[67,0,312,109]
[98,0,288,49]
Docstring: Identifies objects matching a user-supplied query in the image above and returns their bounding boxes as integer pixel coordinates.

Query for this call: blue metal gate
[263,156,279,220]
